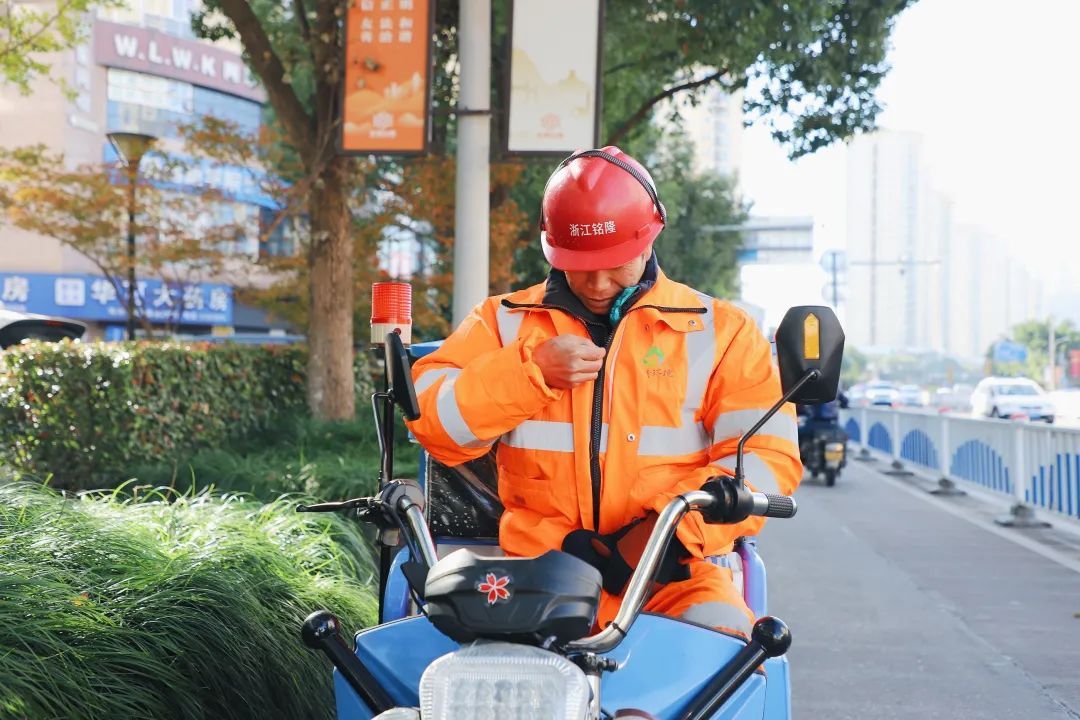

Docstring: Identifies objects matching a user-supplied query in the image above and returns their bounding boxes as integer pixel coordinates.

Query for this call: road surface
[764,459,1080,719]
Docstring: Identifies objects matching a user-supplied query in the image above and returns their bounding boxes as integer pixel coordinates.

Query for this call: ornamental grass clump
[0,482,377,720]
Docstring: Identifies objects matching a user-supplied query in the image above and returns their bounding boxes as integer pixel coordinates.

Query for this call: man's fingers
[575,343,607,361]
[576,358,603,373]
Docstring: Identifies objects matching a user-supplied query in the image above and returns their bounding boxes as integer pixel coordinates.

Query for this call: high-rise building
[679,86,744,179]
[846,130,928,351]
[0,2,286,338]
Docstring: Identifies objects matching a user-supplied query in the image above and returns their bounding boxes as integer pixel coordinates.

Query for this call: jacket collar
[502,259,709,329]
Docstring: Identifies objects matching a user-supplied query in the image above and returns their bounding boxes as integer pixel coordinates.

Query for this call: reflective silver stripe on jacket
[435,377,495,449]
[503,420,711,457]
[496,304,524,346]
[503,420,575,453]
[638,424,709,456]
[682,297,716,428]
[711,452,782,495]
[711,408,798,447]
[678,601,751,636]
[415,367,461,396]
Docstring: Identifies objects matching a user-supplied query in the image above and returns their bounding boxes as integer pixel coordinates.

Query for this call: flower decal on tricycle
[477,572,511,605]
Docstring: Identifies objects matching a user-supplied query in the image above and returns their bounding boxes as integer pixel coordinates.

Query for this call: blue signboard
[0,272,233,326]
[993,340,1029,364]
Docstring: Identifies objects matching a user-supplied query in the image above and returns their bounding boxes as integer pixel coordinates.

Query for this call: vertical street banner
[506,0,602,154]
[342,0,433,154]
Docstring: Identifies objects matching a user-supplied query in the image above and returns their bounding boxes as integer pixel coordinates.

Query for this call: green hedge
[0,342,377,490]
[0,482,377,720]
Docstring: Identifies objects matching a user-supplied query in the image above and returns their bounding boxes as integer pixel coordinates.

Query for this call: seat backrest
[423,448,503,540]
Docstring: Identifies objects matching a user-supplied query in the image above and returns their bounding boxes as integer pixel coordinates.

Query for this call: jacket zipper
[589,327,616,530]
[500,298,707,530]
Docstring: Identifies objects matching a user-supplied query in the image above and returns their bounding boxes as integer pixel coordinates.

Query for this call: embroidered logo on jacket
[642,346,665,367]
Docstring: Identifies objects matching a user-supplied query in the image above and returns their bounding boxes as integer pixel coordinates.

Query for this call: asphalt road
[763,460,1080,719]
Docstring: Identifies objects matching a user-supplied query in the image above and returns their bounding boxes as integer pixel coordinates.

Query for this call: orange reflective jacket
[406,271,801,560]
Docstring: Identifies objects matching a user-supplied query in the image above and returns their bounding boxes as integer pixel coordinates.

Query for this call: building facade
[847,131,1043,359]
[0,1,284,339]
[679,86,744,179]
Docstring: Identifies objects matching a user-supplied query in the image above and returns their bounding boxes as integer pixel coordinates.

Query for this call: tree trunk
[306,154,355,420]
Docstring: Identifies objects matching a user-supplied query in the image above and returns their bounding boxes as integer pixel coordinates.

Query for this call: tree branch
[215,0,316,161]
[604,50,681,77]
[294,0,312,48]
[605,69,726,147]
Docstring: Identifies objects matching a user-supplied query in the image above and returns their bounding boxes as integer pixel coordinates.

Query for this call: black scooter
[798,419,847,486]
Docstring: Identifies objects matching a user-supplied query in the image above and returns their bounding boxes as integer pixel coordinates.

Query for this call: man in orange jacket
[406,146,801,639]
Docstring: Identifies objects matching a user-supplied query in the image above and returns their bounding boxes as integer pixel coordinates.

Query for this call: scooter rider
[406,146,802,639]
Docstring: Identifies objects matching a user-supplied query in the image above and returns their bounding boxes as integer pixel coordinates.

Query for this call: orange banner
[342,0,431,153]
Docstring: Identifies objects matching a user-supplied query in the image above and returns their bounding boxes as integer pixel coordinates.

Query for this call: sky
[736,0,1080,330]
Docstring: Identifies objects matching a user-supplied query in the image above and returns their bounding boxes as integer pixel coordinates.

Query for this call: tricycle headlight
[418,641,590,720]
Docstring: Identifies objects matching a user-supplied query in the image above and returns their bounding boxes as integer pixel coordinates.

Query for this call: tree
[193,0,358,420]
[0,145,236,334]
[989,319,1080,382]
[0,0,116,93]
[650,133,747,297]
[601,0,911,157]
[841,345,869,387]
[509,0,910,285]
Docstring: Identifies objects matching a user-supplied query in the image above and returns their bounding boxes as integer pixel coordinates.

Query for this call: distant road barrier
[841,407,1080,523]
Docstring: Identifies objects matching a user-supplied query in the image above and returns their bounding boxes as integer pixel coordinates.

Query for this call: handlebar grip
[752,493,797,519]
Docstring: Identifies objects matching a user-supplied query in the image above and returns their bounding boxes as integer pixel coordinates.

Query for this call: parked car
[0,309,85,349]
[970,377,1055,423]
[864,381,900,407]
[897,384,926,407]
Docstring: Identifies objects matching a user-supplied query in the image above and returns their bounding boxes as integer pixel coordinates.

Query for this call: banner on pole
[341,0,433,154]
[505,0,602,154]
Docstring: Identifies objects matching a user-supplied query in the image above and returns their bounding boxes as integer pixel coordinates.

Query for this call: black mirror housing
[775,306,844,405]
[384,331,420,420]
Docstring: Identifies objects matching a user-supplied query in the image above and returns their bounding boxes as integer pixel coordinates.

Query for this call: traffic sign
[819,250,848,274]
[993,341,1029,364]
[821,283,845,306]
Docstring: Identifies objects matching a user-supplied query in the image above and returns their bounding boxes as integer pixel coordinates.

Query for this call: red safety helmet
[540,146,667,271]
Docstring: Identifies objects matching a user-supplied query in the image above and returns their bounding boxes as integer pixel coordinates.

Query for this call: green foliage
[125,414,418,502]
[989,319,1080,381]
[0,341,377,489]
[842,345,869,386]
[601,0,912,157]
[0,482,376,720]
[0,0,120,94]
[651,136,747,297]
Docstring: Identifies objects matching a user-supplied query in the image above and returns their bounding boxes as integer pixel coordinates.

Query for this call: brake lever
[296,497,375,514]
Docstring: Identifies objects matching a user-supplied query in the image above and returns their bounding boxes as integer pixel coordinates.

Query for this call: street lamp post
[107,132,157,341]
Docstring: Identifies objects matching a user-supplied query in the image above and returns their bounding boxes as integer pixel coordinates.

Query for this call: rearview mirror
[775,306,844,405]
[384,331,420,420]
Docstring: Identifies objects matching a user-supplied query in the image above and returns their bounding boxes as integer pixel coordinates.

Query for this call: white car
[970,377,1055,423]
[864,381,900,407]
[0,309,85,349]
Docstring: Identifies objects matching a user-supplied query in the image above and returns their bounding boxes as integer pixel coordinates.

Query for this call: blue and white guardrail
[841,407,1080,522]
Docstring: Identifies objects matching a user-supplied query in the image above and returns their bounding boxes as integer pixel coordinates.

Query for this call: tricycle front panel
[335,613,775,719]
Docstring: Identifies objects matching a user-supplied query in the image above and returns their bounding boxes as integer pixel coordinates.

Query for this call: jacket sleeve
[647,302,803,559]
[405,299,564,467]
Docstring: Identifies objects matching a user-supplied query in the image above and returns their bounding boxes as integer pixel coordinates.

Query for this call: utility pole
[829,251,840,308]
[1049,316,1056,390]
[451,0,491,327]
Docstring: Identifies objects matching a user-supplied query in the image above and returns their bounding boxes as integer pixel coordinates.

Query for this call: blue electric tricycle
[297,305,844,719]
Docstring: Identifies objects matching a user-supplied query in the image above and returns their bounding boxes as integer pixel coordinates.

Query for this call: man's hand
[532,335,606,389]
